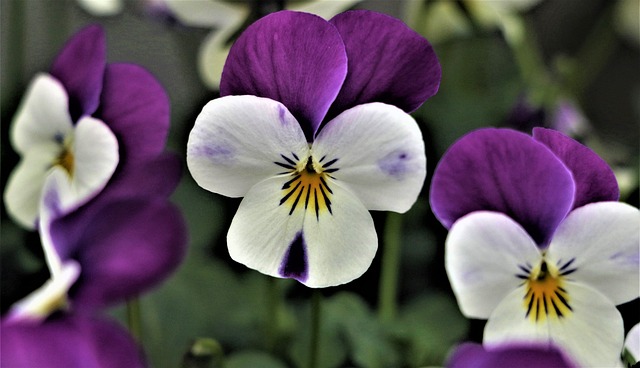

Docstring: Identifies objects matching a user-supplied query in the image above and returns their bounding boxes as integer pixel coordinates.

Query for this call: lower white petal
[227,174,377,288]
[10,74,73,155]
[625,323,640,364]
[300,181,377,287]
[69,116,119,211]
[548,201,640,305]
[485,281,625,368]
[446,211,541,318]
[227,176,307,281]
[312,103,426,213]
[4,142,60,229]
[187,95,309,197]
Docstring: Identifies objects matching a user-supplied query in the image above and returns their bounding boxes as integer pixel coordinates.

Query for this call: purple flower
[446,342,578,368]
[1,314,146,368]
[187,10,441,287]
[430,128,639,366]
[2,25,188,367]
[4,25,171,229]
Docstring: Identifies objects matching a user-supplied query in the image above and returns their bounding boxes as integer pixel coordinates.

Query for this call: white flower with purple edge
[187,10,441,287]
[430,127,639,367]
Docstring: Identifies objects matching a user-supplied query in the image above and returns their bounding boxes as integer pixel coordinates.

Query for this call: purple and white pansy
[430,127,640,367]
[2,25,188,367]
[187,10,441,287]
[4,25,171,230]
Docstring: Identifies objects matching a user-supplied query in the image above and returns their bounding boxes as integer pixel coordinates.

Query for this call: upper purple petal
[52,199,187,310]
[50,25,106,122]
[533,127,619,209]
[98,63,170,165]
[430,128,575,245]
[220,10,348,140]
[326,10,441,120]
[1,314,145,368]
[446,343,577,368]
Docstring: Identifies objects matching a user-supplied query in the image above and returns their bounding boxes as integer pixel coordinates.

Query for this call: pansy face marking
[276,153,339,219]
[517,258,575,322]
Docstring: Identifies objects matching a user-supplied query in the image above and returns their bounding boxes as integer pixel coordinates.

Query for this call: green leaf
[224,350,287,368]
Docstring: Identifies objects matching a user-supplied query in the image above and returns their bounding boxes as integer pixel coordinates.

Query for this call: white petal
[76,0,123,16]
[625,323,640,364]
[301,181,377,287]
[312,103,426,213]
[10,74,73,155]
[5,260,80,324]
[187,95,309,197]
[165,0,248,28]
[289,0,364,19]
[198,27,234,90]
[485,281,625,368]
[548,201,640,305]
[445,211,541,319]
[227,175,377,288]
[3,142,60,229]
[68,116,119,211]
[227,176,306,281]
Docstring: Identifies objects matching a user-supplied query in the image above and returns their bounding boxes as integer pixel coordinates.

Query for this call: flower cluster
[186,10,441,287]
[430,127,639,366]
[2,25,187,367]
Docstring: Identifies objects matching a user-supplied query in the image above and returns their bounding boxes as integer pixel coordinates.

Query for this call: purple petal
[430,128,575,246]
[1,314,145,368]
[532,127,619,209]
[50,199,187,310]
[98,63,170,164]
[326,10,441,119]
[279,231,309,283]
[446,343,577,368]
[50,25,106,122]
[220,11,347,140]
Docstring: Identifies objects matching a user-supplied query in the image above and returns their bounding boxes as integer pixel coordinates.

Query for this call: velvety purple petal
[532,127,619,209]
[220,10,347,140]
[50,25,106,121]
[1,314,145,368]
[326,10,441,120]
[430,128,575,245]
[98,63,170,164]
[101,152,182,202]
[446,343,577,368]
[49,199,187,310]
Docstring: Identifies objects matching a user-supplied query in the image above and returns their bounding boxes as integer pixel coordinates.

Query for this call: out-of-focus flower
[1,313,146,368]
[166,0,364,90]
[187,10,441,287]
[76,0,124,16]
[446,342,578,368]
[625,323,640,365]
[2,156,187,367]
[4,25,172,229]
[615,0,640,46]
[430,128,639,366]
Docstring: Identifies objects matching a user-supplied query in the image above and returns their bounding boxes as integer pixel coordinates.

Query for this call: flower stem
[126,298,143,343]
[308,291,322,368]
[264,277,279,352]
[378,212,403,322]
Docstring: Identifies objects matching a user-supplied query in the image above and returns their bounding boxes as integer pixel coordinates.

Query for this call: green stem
[308,291,322,368]
[377,212,403,322]
[264,277,279,352]
[126,298,143,343]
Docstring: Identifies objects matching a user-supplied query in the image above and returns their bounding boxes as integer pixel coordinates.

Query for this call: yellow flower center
[276,153,339,220]
[519,258,574,323]
[55,148,75,177]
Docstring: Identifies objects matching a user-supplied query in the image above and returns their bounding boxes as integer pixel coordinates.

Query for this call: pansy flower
[4,24,171,229]
[430,127,640,366]
[625,323,640,366]
[187,10,440,287]
[446,342,578,368]
[2,155,187,367]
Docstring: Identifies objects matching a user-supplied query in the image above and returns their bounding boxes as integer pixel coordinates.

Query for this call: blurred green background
[1,1,638,367]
